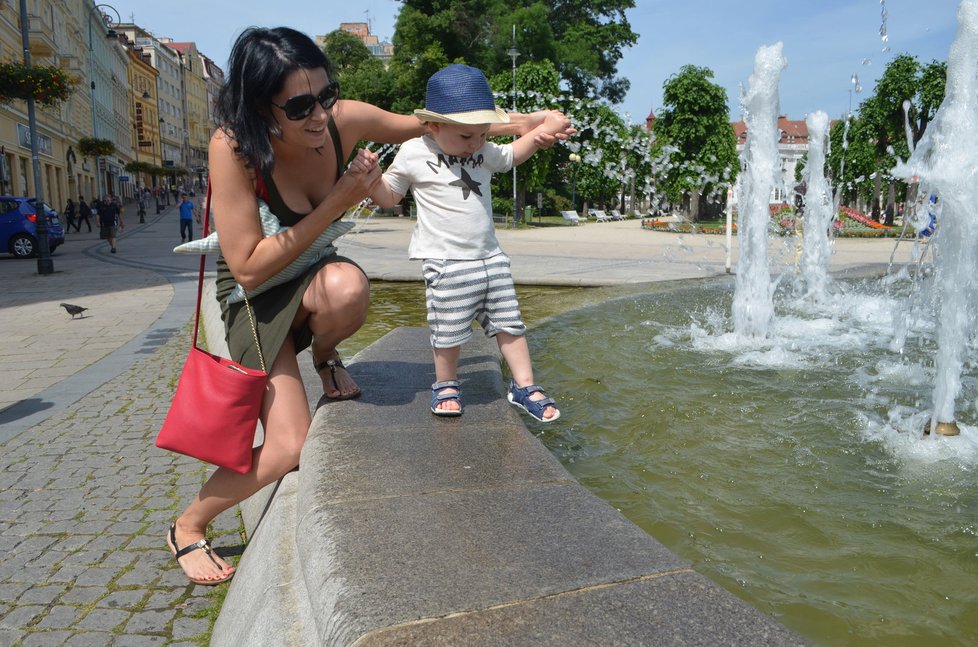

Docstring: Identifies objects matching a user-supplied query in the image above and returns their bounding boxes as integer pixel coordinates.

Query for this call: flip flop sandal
[315,356,362,400]
[507,380,561,423]
[431,380,463,417]
[166,523,235,586]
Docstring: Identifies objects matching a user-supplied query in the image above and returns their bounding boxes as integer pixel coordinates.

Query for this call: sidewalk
[0,212,916,644]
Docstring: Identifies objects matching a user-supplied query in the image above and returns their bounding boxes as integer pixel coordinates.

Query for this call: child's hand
[541,110,573,135]
[347,148,378,176]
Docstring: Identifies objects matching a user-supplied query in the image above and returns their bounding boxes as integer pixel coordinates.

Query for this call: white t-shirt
[383,135,513,260]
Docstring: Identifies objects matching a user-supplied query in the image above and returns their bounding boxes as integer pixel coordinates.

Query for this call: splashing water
[732,43,787,339]
[797,111,834,302]
[893,0,978,432]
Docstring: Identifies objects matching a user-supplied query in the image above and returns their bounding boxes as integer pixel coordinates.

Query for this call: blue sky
[109,0,960,123]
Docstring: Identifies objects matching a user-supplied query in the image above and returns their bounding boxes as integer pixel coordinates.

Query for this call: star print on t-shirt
[449,167,483,199]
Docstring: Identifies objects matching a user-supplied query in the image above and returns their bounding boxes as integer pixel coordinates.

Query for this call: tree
[852,54,946,218]
[391,0,637,103]
[827,116,878,208]
[652,65,738,221]
[488,59,564,222]
[321,30,394,110]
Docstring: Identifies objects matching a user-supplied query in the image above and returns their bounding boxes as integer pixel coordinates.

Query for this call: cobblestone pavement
[0,326,241,646]
[0,204,240,646]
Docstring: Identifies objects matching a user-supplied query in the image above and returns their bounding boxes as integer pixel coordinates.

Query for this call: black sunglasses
[270,80,340,120]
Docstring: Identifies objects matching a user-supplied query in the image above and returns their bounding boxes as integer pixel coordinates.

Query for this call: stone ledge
[212,326,807,646]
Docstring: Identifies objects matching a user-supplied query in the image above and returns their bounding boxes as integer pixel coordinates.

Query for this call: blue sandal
[507,380,560,423]
[431,380,463,417]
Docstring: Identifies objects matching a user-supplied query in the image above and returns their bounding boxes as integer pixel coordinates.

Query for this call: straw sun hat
[414,64,510,125]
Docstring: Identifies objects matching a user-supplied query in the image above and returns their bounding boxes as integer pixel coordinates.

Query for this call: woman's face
[269,67,333,148]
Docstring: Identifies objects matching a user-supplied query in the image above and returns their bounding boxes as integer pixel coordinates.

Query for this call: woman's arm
[334,101,575,148]
[209,131,380,291]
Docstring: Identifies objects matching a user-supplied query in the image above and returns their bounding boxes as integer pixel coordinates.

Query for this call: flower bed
[642,218,908,238]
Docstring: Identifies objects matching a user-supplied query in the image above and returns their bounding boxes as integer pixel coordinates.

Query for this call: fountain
[345,5,978,642]
[797,111,834,302]
[731,43,786,339]
[892,0,978,436]
[525,3,978,643]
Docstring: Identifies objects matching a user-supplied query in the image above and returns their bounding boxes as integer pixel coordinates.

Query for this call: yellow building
[0,1,97,208]
[127,48,161,188]
[165,41,210,186]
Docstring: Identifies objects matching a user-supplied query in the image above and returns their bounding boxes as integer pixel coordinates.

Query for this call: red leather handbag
[155,184,267,474]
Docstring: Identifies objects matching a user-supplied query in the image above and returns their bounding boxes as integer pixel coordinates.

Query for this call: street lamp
[18,0,52,273]
[87,3,121,203]
[507,26,519,226]
[569,153,581,214]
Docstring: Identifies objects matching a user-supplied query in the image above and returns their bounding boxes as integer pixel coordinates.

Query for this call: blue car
[0,196,65,258]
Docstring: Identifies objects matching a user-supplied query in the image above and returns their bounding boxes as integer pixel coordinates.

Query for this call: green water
[352,280,978,646]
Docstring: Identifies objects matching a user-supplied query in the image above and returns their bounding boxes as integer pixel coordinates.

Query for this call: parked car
[0,196,65,258]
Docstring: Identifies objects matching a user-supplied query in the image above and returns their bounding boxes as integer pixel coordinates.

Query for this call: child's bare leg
[432,345,462,412]
[496,332,557,419]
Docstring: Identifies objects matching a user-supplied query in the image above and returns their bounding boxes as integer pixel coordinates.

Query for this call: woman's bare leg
[304,262,370,397]
[170,336,310,582]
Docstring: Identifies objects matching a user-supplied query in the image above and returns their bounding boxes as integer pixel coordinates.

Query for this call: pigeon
[60,303,88,319]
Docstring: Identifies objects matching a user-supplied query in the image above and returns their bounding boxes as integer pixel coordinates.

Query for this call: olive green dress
[216,122,360,371]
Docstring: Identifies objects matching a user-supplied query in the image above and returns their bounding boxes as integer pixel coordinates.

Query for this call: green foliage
[829,53,946,209]
[321,29,394,109]
[652,65,738,218]
[392,0,637,103]
[0,62,76,106]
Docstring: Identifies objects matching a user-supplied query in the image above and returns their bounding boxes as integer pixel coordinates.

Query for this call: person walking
[96,194,123,253]
[178,192,200,241]
[63,198,78,233]
[76,195,93,233]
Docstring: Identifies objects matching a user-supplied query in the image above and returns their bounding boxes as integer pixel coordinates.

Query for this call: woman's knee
[310,263,369,311]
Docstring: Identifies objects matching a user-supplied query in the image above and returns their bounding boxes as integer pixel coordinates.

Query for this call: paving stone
[0,604,47,628]
[143,588,185,610]
[111,635,167,646]
[0,582,32,602]
[34,605,83,629]
[21,630,73,646]
[75,607,130,631]
[17,584,67,605]
[171,615,209,641]
[73,567,117,587]
[97,589,149,610]
[58,586,106,605]
[124,609,176,634]
[0,627,26,647]
[63,631,117,646]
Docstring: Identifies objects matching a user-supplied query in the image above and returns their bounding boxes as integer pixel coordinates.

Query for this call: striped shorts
[421,254,526,348]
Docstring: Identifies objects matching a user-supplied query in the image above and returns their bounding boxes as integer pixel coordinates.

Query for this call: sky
[107,0,962,124]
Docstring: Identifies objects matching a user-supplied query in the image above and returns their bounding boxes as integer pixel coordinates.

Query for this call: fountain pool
[348,278,978,645]
[528,279,978,646]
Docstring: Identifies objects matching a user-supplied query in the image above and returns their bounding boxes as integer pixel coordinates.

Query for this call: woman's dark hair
[215,26,335,175]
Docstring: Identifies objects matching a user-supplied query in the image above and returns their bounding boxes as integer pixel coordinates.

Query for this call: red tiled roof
[732,116,810,144]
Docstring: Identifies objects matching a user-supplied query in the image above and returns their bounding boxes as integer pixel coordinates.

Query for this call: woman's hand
[330,148,381,217]
[522,110,576,146]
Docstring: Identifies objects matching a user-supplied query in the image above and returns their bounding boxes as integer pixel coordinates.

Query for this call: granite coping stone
[212,326,808,646]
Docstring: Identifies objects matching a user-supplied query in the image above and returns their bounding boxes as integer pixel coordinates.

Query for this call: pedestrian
[178,192,200,241]
[163,26,572,586]
[76,195,93,232]
[96,194,123,253]
[370,63,563,422]
[63,198,77,233]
